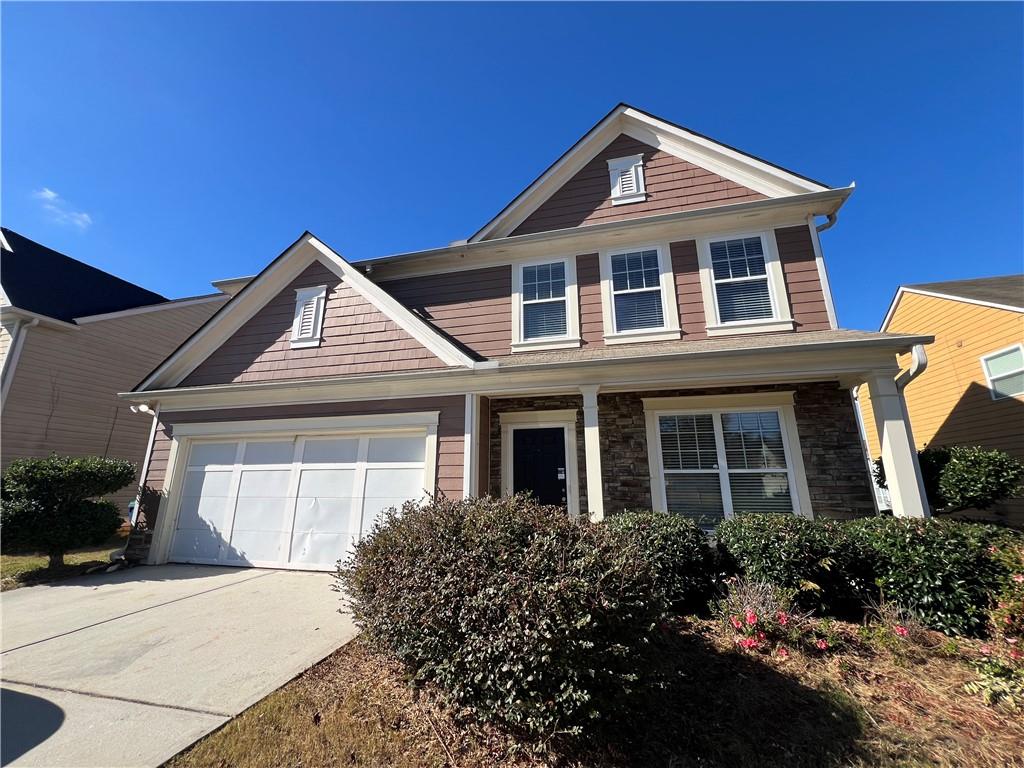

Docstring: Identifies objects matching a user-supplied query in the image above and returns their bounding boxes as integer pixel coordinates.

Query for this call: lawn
[0,532,128,591]
[167,618,1024,768]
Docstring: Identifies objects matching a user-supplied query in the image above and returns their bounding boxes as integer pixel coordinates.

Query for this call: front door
[512,427,568,506]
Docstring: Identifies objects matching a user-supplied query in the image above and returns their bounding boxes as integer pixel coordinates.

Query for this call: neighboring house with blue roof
[0,227,230,515]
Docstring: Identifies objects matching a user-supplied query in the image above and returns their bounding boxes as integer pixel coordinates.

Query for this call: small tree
[874,445,1024,514]
[1,455,136,568]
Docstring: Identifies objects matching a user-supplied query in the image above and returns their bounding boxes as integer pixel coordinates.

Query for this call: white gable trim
[470,104,830,243]
[135,233,475,392]
[881,286,1024,330]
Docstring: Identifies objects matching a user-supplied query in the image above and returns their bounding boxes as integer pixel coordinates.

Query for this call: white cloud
[31,187,92,230]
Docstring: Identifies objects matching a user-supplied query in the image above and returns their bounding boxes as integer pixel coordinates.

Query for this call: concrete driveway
[1,565,356,767]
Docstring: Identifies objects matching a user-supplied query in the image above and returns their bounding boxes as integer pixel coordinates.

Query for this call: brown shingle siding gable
[181,261,446,387]
[774,225,832,332]
[509,134,766,237]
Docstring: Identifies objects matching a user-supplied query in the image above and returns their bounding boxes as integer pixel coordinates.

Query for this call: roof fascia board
[883,287,1024,328]
[123,333,930,411]
[372,187,853,281]
[305,236,477,368]
[135,234,318,391]
[0,305,79,331]
[74,294,229,324]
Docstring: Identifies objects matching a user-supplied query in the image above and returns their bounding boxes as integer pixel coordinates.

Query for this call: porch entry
[512,427,568,506]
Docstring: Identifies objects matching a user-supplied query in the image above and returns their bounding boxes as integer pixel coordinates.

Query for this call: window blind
[709,237,774,323]
[521,262,568,340]
[523,301,567,339]
[610,250,664,331]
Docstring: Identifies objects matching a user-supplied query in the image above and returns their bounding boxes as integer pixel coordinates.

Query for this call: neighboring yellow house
[858,275,1024,527]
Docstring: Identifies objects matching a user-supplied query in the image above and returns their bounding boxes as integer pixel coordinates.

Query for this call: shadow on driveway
[1,687,65,765]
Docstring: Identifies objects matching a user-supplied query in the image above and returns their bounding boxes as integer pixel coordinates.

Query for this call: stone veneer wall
[597,381,876,520]
[488,395,590,518]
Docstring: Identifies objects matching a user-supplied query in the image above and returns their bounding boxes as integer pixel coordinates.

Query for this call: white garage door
[169,433,427,570]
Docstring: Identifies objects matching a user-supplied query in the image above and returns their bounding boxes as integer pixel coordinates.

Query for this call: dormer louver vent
[607,154,646,205]
[291,284,327,348]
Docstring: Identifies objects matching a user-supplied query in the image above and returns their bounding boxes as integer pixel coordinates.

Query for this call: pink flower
[980,644,993,656]
[776,647,790,659]
[989,546,999,554]
[737,637,761,650]
[1007,637,1018,645]
[777,611,789,627]
[816,639,829,651]
[1013,574,1024,583]
[730,615,744,630]
[745,611,758,626]
[756,631,766,642]
[894,625,909,638]
[1010,649,1023,661]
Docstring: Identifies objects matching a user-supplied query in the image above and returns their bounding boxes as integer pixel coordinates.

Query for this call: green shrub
[715,514,872,615]
[1,455,135,567]
[337,494,667,743]
[605,511,717,613]
[845,517,1008,636]
[874,445,1024,513]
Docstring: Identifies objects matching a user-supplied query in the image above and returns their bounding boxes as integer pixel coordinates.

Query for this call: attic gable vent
[291,284,327,348]
[607,154,647,205]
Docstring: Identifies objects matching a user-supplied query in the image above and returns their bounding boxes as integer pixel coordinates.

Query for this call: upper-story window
[511,258,580,352]
[981,344,1024,400]
[598,244,681,345]
[697,231,794,337]
[607,154,646,205]
[290,285,327,348]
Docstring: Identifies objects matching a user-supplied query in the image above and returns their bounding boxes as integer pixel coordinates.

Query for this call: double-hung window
[645,394,810,529]
[512,258,580,351]
[981,344,1024,400]
[599,244,680,344]
[697,231,794,336]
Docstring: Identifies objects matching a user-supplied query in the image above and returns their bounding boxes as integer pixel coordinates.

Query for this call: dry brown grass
[168,620,1024,768]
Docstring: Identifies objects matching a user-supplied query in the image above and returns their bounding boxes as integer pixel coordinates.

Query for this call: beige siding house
[121,104,935,570]
[858,276,1024,526]
[1,228,229,514]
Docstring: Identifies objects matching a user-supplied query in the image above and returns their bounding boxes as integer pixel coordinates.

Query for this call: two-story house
[122,104,932,569]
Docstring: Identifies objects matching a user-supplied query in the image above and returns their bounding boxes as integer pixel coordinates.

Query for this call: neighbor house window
[696,231,794,336]
[511,258,580,351]
[981,344,1024,400]
[291,285,327,348]
[607,154,646,205]
[644,393,810,528]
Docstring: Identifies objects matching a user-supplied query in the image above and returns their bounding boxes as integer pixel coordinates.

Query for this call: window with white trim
[291,285,327,348]
[522,261,568,340]
[709,236,774,323]
[607,154,646,205]
[610,249,664,331]
[656,408,796,528]
[981,344,1024,400]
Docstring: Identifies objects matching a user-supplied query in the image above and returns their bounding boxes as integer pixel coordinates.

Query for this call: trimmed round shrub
[605,511,716,613]
[716,514,871,615]
[845,517,1009,636]
[337,494,667,742]
[1,455,134,567]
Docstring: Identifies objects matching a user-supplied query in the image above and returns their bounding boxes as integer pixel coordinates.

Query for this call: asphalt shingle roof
[1,227,167,323]
[906,275,1024,309]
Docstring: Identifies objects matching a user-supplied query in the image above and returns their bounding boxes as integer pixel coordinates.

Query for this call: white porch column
[866,373,930,518]
[580,385,605,522]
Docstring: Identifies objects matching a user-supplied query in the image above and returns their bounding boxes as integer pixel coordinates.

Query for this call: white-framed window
[981,344,1024,400]
[598,243,680,344]
[511,257,581,352]
[696,231,794,336]
[643,392,812,529]
[607,154,646,205]
[291,285,327,348]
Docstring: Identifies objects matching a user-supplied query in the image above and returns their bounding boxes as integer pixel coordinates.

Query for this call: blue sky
[3,2,1021,330]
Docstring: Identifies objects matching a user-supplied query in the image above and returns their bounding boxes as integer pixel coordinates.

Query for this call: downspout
[816,212,838,233]
[896,343,928,391]
[1,318,38,407]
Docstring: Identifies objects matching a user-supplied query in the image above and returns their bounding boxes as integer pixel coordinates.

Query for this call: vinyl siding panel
[183,262,446,387]
[139,396,466,529]
[0,298,228,514]
[510,134,767,237]
[379,265,512,359]
[774,225,832,332]
[576,253,604,348]
[858,292,1024,524]
[670,240,708,339]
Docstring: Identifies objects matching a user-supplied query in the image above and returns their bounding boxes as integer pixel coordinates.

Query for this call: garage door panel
[361,467,425,537]
[188,442,238,467]
[237,469,291,497]
[169,529,223,561]
[302,438,359,464]
[367,436,425,463]
[290,531,350,567]
[226,529,284,565]
[294,497,352,534]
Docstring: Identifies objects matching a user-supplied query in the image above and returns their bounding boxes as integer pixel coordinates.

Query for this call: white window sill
[611,193,647,206]
[289,338,323,349]
[603,328,681,345]
[511,336,582,353]
[706,319,795,337]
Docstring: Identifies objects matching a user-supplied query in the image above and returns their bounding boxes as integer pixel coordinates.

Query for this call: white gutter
[895,344,928,391]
